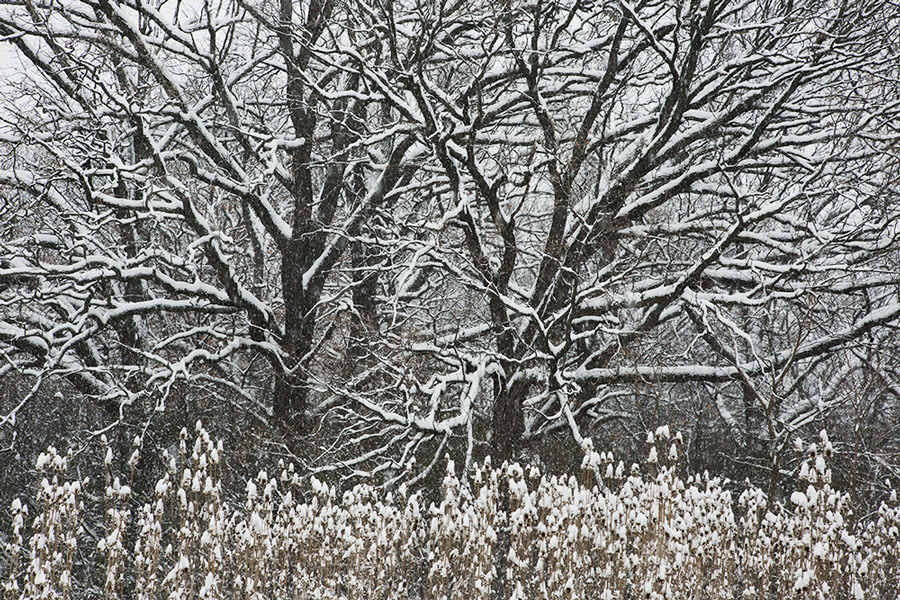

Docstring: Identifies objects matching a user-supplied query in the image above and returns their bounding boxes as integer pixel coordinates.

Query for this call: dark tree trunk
[274,237,319,433]
[271,0,334,436]
[272,372,308,433]
[490,378,527,467]
[488,374,528,600]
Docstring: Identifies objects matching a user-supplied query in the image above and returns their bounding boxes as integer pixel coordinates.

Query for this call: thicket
[2,424,898,600]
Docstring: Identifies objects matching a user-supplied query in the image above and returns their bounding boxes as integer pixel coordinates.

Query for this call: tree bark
[490,377,527,467]
[274,235,320,432]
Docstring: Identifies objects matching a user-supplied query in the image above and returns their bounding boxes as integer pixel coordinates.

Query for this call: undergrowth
[2,424,898,599]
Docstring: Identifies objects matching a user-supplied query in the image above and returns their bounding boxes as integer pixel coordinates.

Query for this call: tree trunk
[490,375,527,600]
[274,238,319,433]
[490,378,527,467]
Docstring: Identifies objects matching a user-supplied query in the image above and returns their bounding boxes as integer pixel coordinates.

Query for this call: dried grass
[3,425,898,600]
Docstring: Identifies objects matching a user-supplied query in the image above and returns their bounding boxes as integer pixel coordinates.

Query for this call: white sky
[0,38,39,125]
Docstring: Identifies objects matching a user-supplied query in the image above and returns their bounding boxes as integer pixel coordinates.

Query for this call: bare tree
[0,0,421,442]
[311,0,900,486]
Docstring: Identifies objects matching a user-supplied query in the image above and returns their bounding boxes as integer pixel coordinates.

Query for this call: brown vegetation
[3,425,898,600]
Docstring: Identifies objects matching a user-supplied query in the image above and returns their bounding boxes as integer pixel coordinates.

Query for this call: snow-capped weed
[3,427,900,599]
